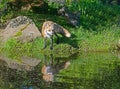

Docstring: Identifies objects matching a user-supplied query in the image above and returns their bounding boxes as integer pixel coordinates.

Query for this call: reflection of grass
[57,52,120,89]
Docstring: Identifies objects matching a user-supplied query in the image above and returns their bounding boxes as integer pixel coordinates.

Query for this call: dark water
[0,52,120,89]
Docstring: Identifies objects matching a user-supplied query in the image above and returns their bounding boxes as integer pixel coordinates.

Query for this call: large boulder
[0,16,41,43]
[0,56,41,71]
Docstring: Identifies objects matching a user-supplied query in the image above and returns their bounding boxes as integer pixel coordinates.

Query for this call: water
[0,52,120,89]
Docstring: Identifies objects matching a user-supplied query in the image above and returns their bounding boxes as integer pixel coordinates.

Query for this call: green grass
[0,0,120,56]
[76,26,120,51]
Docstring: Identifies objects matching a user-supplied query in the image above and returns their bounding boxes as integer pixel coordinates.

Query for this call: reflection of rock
[0,56,41,71]
[0,16,41,43]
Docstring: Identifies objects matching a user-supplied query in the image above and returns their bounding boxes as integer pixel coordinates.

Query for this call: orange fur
[41,21,71,38]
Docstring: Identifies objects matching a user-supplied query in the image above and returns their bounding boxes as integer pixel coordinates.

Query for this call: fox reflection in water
[41,54,71,82]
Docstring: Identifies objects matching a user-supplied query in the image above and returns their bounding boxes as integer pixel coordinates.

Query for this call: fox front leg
[50,36,53,50]
[43,38,47,49]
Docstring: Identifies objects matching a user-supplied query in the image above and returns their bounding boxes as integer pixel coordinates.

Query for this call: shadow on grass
[59,34,79,48]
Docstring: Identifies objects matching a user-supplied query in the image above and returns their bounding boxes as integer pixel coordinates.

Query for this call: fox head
[45,24,54,38]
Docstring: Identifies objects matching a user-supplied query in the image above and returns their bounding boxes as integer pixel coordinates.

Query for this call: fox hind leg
[55,33,59,44]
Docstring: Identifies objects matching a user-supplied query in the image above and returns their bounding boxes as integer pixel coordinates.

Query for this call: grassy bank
[1,25,119,54]
[0,0,120,56]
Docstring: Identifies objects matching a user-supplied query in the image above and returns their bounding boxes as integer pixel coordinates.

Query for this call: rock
[0,16,41,43]
[48,0,66,5]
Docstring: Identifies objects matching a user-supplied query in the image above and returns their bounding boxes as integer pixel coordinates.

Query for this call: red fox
[41,21,71,50]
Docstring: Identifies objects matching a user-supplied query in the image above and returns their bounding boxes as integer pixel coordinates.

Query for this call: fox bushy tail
[54,23,71,37]
[62,28,71,37]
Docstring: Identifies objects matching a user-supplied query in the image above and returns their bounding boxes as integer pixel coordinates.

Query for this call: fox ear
[51,25,54,30]
[46,24,48,27]
[46,23,50,27]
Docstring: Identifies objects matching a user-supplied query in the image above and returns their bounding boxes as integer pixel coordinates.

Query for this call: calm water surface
[0,52,120,89]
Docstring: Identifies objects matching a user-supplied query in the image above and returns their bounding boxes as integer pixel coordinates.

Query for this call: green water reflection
[0,52,120,89]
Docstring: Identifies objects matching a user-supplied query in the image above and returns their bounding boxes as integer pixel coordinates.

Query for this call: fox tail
[54,23,71,37]
[62,28,71,37]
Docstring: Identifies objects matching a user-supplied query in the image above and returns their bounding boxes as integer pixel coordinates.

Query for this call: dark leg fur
[55,33,59,44]
[50,36,53,50]
[43,34,59,50]
[43,38,47,49]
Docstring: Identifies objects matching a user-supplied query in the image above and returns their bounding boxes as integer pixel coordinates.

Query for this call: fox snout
[46,29,54,37]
